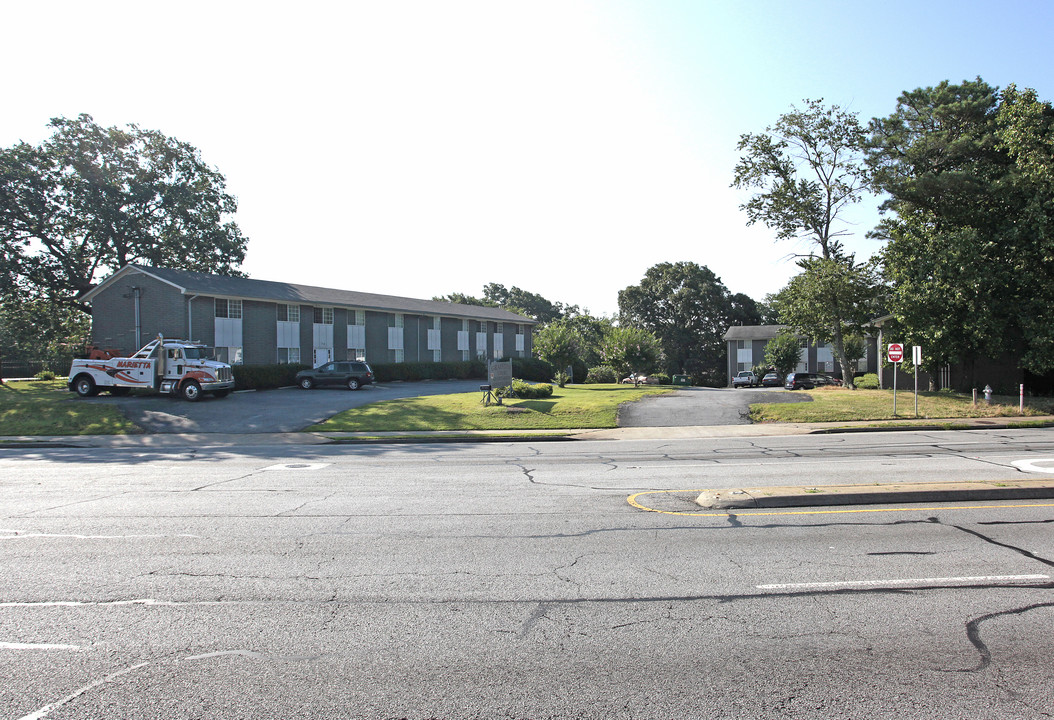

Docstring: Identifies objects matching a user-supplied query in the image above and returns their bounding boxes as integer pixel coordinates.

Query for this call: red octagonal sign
[888,343,904,363]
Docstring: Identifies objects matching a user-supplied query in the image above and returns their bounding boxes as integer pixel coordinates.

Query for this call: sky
[4,0,1054,317]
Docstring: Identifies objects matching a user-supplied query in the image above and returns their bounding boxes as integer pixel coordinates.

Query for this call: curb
[696,479,1054,510]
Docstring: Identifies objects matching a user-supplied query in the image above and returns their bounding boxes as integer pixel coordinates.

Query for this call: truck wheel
[73,375,98,397]
[347,378,360,390]
[181,380,202,402]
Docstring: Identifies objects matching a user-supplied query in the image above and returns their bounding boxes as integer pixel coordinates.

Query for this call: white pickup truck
[68,335,235,401]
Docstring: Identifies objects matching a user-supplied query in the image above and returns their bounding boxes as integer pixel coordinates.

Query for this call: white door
[313,348,332,367]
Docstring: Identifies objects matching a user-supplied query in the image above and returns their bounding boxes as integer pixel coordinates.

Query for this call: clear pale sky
[4,1,1053,317]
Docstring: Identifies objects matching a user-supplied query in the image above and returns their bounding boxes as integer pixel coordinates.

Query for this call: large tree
[617,261,734,386]
[769,255,882,378]
[0,114,248,312]
[733,99,872,387]
[868,79,1054,381]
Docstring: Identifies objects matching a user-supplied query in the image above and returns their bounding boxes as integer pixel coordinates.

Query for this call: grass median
[309,384,675,432]
[750,386,1054,424]
[0,380,141,436]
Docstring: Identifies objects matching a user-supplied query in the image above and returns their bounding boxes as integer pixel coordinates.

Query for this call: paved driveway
[617,386,808,427]
[81,380,486,433]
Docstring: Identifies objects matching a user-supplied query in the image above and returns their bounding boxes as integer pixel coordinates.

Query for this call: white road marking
[0,642,80,651]
[1011,458,1054,474]
[757,574,1049,590]
[0,533,199,541]
[260,463,331,471]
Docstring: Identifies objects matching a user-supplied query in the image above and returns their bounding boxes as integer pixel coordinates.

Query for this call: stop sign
[888,343,904,363]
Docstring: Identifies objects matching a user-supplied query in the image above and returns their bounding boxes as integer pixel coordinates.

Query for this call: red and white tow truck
[68,335,235,401]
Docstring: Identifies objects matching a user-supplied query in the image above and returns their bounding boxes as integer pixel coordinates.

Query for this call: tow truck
[68,335,235,401]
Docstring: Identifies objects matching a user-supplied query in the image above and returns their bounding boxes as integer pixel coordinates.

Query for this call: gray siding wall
[364,311,388,364]
[298,305,313,360]
[242,300,274,365]
[440,317,461,362]
[90,273,186,354]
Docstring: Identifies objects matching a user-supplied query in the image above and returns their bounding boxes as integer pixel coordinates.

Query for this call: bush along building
[82,266,536,368]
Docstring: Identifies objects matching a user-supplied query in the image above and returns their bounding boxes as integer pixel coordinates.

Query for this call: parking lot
[77,380,486,433]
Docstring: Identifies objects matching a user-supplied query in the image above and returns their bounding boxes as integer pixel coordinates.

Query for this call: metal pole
[1021,383,1025,414]
[914,365,919,418]
[893,362,897,416]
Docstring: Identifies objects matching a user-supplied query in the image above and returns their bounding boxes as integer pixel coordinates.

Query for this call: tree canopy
[733,99,872,387]
[0,114,247,312]
[433,283,579,323]
[618,261,737,386]
[867,78,1054,378]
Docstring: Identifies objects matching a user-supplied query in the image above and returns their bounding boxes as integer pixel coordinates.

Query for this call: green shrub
[34,369,58,381]
[855,372,879,389]
[508,379,553,399]
[233,363,310,390]
[371,360,485,383]
[553,370,570,388]
[585,365,618,384]
[650,372,671,385]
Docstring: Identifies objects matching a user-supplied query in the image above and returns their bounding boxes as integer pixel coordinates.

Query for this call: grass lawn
[750,386,1054,424]
[309,384,675,432]
[0,380,141,436]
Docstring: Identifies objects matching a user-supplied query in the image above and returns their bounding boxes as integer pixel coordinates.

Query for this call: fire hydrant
[984,385,993,404]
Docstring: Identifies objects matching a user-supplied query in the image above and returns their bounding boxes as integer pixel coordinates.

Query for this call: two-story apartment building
[723,325,879,386]
[82,265,535,366]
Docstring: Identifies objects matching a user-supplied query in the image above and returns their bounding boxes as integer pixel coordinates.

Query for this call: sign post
[912,346,922,418]
[887,343,904,416]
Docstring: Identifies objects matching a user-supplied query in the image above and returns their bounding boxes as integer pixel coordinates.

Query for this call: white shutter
[457,331,469,351]
[347,324,366,349]
[388,327,404,350]
[427,329,441,351]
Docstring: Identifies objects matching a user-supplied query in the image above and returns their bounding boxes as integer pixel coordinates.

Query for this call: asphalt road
[4,429,1054,719]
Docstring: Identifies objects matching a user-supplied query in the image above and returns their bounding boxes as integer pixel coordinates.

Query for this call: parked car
[732,371,759,388]
[784,372,820,390]
[621,374,661,385]
[296,361,375,390]
[761,372,782,387]
[821,374,843,386]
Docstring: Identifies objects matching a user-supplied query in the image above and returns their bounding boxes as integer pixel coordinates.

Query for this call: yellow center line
[626,489,1054,517]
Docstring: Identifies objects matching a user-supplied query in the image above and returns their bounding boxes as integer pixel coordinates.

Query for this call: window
[347,348,365,362]
[215,298,242,319]
[215,346,243,364]
[313,307,333,325]
[277,347,301,364]
[277,304,300,322]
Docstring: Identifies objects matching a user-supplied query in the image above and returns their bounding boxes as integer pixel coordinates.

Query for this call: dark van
[784,372,820,390]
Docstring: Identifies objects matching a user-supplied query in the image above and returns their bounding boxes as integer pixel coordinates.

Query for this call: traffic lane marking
[757,575,1050,590]
[627,489,1054,517]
